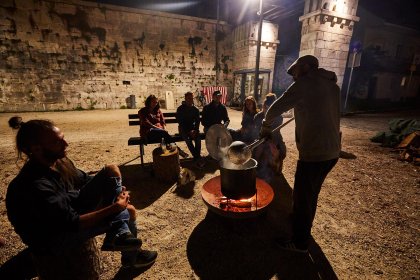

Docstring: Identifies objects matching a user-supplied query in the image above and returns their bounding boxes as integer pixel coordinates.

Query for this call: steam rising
[219,146,256,170]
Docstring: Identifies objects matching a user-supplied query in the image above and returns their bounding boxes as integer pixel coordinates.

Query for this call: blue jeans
[50,169,134,256]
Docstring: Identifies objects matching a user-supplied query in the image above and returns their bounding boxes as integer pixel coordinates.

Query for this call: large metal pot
[220,159,257,200]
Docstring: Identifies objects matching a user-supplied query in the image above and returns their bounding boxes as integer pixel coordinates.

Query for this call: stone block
[340,43,350,51]
[2,0,16,7]
[339,51,349,60]
[315,40,325,48]
[55,3,77,15]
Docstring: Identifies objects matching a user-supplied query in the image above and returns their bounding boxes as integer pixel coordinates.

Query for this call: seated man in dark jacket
[6,116,157,270]
[176,92,205,168]
[201,90,230,134]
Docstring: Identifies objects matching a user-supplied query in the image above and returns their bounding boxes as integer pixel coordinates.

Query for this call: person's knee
[126,204,137,221]
[104,164,121,178]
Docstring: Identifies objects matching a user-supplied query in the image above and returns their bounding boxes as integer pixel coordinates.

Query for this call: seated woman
[230,96,259,144]
[253,93,286,180]
[138,94,188,158]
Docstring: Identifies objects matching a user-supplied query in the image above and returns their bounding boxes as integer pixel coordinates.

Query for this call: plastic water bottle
[161,137,167,153]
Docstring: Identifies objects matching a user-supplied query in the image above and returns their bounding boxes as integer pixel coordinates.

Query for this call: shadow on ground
[119,157,220,208]
[0,248,37,279]
[186,174,338,280]
[112,263,154,280]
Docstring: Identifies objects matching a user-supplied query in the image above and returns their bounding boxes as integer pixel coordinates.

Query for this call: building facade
[343,7,420,108]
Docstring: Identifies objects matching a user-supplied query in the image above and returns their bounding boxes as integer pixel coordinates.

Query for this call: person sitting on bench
[138,94,189,158]
[6,116,157,269]
[201,90,230,134]
[176,91,205,168]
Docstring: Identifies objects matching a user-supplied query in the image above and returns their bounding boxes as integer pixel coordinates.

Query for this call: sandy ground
[0,108,419,280]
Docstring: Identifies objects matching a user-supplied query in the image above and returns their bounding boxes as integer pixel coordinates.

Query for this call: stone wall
[0,0,233,112]
[299,0,359,87]
[231,21,279,102]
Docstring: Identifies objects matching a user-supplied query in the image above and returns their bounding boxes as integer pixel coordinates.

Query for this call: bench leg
[140,144,144,167]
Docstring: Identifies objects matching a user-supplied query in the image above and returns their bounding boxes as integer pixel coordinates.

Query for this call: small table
[152,147,180,183]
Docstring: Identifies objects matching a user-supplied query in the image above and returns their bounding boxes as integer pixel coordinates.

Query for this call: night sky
[86,0,420,30]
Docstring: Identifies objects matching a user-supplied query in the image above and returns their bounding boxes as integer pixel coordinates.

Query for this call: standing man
[176,92,205,168]
[6,117,157,271]
[261,55,341,252]
[201,90,230,134]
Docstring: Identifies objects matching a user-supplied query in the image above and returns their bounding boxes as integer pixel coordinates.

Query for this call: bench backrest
[128,112,202,126]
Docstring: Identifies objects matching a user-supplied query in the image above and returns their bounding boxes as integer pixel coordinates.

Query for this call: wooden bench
[128,112,205,167]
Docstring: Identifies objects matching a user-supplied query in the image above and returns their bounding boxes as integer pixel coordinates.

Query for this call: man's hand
[115,189,130,211]
[259,120,272,139]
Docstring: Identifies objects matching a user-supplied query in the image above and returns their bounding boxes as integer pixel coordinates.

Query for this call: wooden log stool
[152,147,180,183]
[32,238,101,280]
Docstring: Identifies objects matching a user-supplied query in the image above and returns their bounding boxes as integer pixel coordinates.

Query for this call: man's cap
[287,55,319,75]
[213,90,222,96]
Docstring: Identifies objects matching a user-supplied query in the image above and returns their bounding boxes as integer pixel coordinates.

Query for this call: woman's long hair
[144,94,160,113]
[243,96,258,115]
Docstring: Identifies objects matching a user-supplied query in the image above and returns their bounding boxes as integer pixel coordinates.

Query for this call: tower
[299,0,360,86]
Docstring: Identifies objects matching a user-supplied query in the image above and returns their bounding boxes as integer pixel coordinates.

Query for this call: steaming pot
[220,159,257,200]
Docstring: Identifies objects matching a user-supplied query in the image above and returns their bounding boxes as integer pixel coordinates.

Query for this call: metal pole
[344,50,356,111]
[215,0,220,86]
[254,0,263,104]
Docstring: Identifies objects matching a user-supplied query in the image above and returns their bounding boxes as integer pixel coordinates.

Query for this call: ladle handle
[247,117,296,151]
[270,117,295,134]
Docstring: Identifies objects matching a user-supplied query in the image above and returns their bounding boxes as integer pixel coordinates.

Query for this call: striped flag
[202,86,228,105]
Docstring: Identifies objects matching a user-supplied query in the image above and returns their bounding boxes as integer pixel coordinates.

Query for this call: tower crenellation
[299,0,360,86]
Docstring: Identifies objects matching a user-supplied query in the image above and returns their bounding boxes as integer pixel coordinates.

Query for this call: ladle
[226,117,295,165]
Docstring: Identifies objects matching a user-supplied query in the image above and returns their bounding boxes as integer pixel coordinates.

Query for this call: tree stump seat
[152,147,180,183]
[32,238,101,280]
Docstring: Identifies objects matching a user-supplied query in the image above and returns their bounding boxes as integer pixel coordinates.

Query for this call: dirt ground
[0,108,419,280]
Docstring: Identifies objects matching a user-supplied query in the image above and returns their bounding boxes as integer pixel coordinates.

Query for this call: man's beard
[42,148,66,162]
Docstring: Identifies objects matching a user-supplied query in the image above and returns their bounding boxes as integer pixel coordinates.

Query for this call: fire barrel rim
[201,176,274,219]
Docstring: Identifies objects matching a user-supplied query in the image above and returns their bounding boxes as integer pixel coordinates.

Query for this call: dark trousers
[146,128,173,144]
[292,158,338,247]
[180,129,201,159]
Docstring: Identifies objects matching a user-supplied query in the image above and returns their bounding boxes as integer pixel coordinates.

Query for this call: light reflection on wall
[261,21,276,43]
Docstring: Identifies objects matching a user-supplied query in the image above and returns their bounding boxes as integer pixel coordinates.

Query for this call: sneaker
[178,149,189,158]
[275,239,308,254]
[101,232,142,252]
[122,249,158,268]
